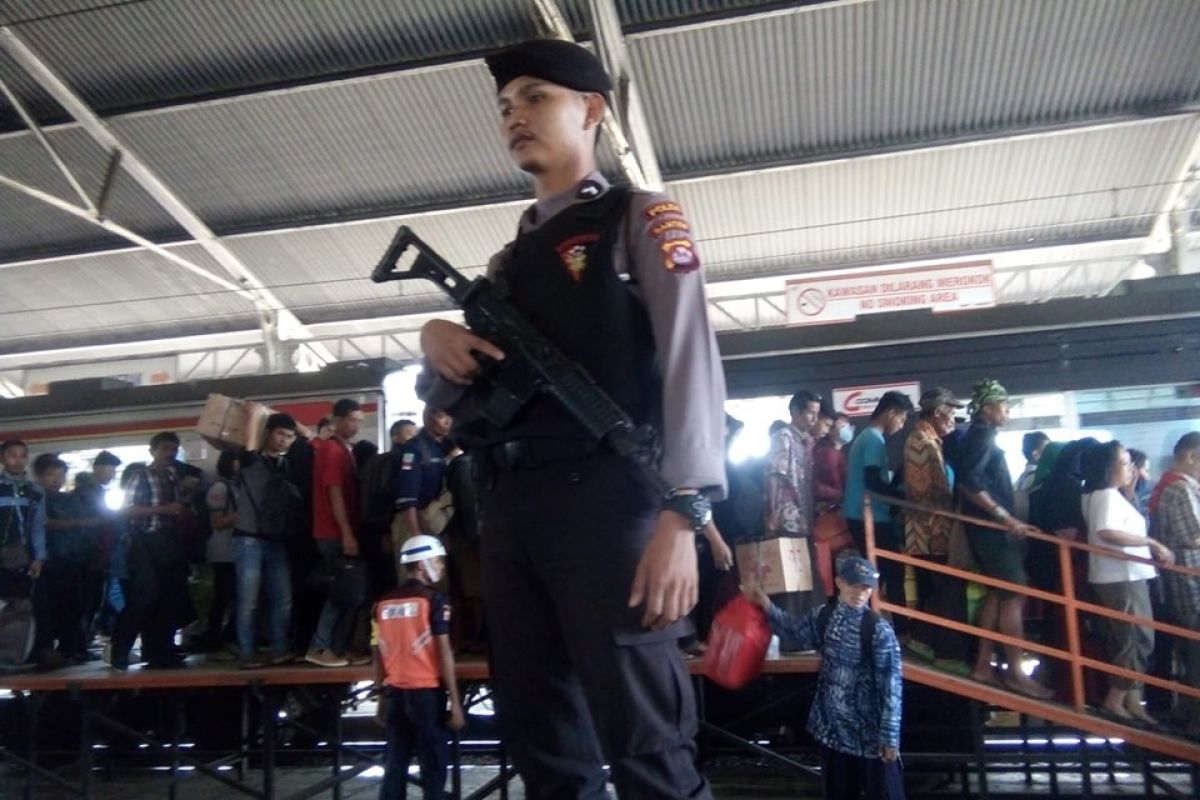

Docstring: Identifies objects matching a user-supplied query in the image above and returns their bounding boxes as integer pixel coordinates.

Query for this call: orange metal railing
[861,492,1200,716]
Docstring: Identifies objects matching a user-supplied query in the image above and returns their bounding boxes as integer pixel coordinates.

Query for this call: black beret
[485,39,613,95]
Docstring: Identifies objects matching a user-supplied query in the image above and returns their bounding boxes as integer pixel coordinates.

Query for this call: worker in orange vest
[373,535,465,800]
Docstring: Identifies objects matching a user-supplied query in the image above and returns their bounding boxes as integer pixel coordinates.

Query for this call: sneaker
[304,648,349,668]
[347,653,371,667]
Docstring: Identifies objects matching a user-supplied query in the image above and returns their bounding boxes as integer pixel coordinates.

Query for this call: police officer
[418,39,726,799]
[391,406,454,573]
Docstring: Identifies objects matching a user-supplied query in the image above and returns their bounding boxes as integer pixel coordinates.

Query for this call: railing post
[1058,540,1086,712]
[863,495,877,563]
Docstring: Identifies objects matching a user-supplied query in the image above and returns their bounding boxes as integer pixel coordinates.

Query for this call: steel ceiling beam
[0,25,334,372]
[1148,113,1200,252]
[531,0,662,190]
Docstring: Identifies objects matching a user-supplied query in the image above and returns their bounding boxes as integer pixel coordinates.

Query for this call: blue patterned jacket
[0,472,46,562]
[767,600,902,757]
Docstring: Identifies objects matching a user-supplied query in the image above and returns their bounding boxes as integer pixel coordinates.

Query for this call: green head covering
[1033,441,1065,488]
[968,379,1009,417]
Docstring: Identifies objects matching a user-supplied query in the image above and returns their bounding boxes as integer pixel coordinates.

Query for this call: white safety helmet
[399,535,447,565]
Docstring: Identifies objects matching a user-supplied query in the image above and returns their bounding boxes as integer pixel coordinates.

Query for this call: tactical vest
[495,186,661,441]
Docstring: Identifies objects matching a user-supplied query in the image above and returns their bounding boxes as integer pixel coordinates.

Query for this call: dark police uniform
[420,40,727,800]
[392,430,450,521]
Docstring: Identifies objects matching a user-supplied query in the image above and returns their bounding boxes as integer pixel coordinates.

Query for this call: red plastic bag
[703,594,771,689]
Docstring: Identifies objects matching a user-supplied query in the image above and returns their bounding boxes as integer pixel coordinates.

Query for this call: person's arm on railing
[1095,528,1175,566]
[864,466,902,500]
[959,484,1036,538]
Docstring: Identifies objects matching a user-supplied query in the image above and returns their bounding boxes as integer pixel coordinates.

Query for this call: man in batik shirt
[765,390,822,623]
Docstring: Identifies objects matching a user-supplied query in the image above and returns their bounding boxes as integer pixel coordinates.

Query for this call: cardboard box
[737,537,814,595]
[196,394,271,452]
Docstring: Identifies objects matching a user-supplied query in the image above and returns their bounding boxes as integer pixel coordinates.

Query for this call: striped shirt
[1153,473,1200,622]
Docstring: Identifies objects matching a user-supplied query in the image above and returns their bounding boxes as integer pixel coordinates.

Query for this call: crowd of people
[716,378,1200,741]
[0,399,484,676]
[2,381,1197,742]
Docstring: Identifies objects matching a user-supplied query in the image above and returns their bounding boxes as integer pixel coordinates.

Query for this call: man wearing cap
[902,388,969,667]
[417,38,724,798]
[957,380,1051,698]
[745,556,905,799]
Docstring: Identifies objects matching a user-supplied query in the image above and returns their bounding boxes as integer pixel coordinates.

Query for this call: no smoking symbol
[794,287,826,316]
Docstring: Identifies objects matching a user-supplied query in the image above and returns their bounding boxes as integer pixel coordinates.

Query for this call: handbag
[703,594,772,689]
[331,555,368,608]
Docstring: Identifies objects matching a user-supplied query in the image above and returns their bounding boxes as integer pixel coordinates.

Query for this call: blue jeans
[233,536,292,659]
[310,539,352,653]
[381,687,449,800]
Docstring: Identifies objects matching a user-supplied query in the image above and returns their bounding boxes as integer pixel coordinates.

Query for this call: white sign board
[833,382,922,418]
[786,260,995,326]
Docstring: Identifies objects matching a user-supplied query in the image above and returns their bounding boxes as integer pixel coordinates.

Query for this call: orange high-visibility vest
[373,581,450,689]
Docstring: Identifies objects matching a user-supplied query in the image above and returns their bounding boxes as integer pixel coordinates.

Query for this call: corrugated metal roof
[222,201,525,324]
[0,243,257,352]
[631,0,1200,174]
[0,0,540,128]
[0,125,188,260]
[0,0,789,130]
[3,0,1197,258]
[3,114,1192,348]
[110,61,527,231]
[676,116,1200,278]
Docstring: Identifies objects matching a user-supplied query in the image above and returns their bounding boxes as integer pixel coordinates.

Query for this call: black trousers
[380,687,449,800]
[32,560,85,657]
[202,561,236,649]
[111,532,191,663]
[821,745,906,800]
[481,450,710,800]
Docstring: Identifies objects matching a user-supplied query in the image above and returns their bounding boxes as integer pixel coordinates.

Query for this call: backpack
[816,597,879,668]
[244,458,303,540]
[361,451,396,528]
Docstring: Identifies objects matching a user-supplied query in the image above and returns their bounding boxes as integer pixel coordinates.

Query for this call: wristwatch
[662,489,712,532]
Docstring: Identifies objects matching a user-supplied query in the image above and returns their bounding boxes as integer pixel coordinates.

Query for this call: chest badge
[555,233,601,283]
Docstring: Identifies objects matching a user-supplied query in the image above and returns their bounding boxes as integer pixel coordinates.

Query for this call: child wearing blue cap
[744,555,905,799]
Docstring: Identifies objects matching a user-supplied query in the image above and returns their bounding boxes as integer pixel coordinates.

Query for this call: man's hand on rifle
[420,320,505,385]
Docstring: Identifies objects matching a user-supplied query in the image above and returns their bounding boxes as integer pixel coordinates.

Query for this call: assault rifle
[372,226,665,492]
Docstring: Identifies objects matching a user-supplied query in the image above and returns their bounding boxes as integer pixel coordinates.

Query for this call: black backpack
[361,451,396,528]
[244,458,302,539]
[816,598,879,667]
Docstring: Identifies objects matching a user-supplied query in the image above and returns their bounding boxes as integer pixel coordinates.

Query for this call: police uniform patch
[555,233,600,283]
[400,452,416,471]
[643,201,682,219]
[649,219,691,238]
[576,179,603,200]
[662,239,699,273]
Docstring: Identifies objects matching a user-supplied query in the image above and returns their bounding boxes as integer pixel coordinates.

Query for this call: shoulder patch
[662,239,699,274]
[644,201,683,219]
[649,218,691,238]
